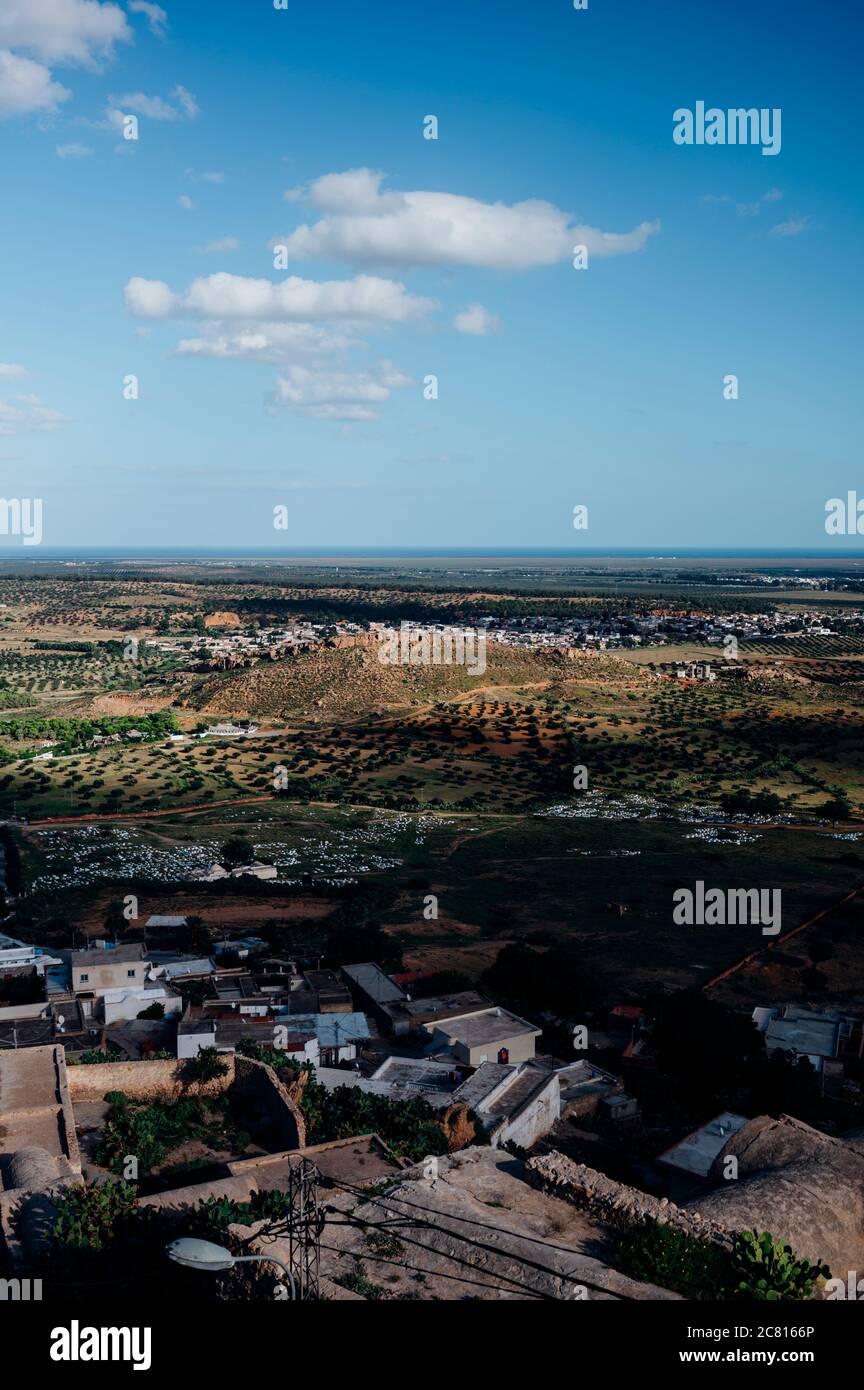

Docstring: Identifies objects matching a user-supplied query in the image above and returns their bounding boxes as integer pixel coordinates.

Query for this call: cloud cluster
[125,271,431,420]
[276,168,659,270]
[0,0,130,117]
[274,362,412,421]
[125,171,658,424]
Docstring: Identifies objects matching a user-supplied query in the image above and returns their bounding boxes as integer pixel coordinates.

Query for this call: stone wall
[233,1054,305,1150]
[67,1055,303,1147]
[67,1056,235,1103]
[55,1046,82,1176]
[527,1151,732,1249]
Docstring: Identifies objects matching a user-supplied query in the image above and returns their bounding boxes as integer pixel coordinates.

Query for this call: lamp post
[166,1237,297,1300]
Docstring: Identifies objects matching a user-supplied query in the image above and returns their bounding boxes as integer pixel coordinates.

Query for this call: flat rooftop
[341,962,406,1004]
[162,957,215,980]
[71,943,145,967]
[211,974,267,1001]
[399,991,488,1022]
[280,1012,371,1048]
[227,1135,406,1188]
[427,1006,540,1048]
[658,1111,749,1178]
[372,1056,461,1092]
[765,1017,839,1058]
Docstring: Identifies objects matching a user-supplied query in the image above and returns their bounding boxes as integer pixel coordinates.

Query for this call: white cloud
[0,1,132,119]
[0,363,28,378]
[770,215,811,238]
[175,322,355,362]
[128,1,167,38]
[453,303,500,336]
[110,91,175,119]
[177,194,195,210]
[173,83,198,118]
[124,266,431,426]
[198,236,239,254]
[0,0,131,66]
[274,361,412,420]
[306,167,402,214]
[109,84,198,121]
[56,140,92,156]
[737,188,783,218]
[124,276,178,317]
[185,167,225,183]
[0,392,70,435]
[0,48,70,116]
[276,168,659,270]
[703,189,785,218]
[124,271,435,323]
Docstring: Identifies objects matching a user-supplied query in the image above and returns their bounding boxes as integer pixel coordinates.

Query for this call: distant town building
[423,1005,541,1066]
[676,662,717,682]
[69,944,181,1024]
[202,723,258,737]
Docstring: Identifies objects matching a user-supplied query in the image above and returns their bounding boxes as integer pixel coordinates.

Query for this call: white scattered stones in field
[26,812,443,890]
[568,848,641,857]
[538,793,662,822]
[538,793,800,829]
[683,827,760,846]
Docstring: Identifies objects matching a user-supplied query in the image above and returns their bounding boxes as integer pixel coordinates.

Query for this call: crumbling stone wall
[527,1151,732,1249]
[233,1054,305,1150]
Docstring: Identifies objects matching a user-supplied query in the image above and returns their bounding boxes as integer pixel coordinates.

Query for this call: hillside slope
[182,639,643,721]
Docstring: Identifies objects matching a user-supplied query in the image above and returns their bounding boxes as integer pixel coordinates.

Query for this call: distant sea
[5,547,864,560]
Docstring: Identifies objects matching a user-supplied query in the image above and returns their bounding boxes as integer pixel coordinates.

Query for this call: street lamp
[166,1237,297,1300]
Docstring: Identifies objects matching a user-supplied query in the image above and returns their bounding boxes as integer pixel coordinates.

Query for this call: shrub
[616,1222,731,1298]
[183,1046,229,1085]
[137,1002,165,1020]
[52,1181,138,1252]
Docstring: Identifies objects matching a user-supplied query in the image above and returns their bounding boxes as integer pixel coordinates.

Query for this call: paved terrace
[0,1044,81,1187]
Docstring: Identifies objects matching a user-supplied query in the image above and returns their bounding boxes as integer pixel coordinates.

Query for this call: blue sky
[0,0,861,550]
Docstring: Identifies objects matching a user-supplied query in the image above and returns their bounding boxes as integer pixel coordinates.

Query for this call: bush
[616,1223,829,1301]
[616,1222,730,1299]
[52,1181,138,1253]
[73,1047,123,1065]
[97,1094,209,1175]
[137,1002,165,1020]
[183,1046,229,1085]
